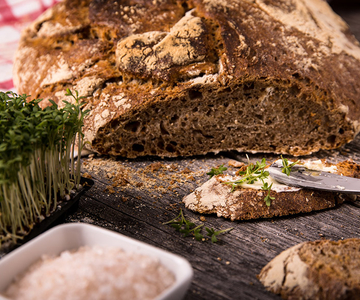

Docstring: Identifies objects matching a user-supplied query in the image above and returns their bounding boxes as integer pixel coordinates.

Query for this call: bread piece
[258,238,360,300]
[14,0,360,158]
[182,159,358,221]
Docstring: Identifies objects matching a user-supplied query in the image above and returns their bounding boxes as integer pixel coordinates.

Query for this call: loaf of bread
[14,0,360,158]
[258,238,360,300]
[183,159,360,221]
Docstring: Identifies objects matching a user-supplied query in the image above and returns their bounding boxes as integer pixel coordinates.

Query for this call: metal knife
[268,160,360,194]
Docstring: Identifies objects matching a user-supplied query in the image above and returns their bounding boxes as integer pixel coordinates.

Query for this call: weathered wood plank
[62,136,360,300]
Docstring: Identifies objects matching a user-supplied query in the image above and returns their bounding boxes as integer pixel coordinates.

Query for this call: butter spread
[219,174,301,193]
[302,159,338,173]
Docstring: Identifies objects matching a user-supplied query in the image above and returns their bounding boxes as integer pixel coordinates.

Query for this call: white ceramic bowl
[0,223,193,300]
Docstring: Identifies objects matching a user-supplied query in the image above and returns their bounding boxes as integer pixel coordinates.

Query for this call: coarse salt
[4,245,175,300]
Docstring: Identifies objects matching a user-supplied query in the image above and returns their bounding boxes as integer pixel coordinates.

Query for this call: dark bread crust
[298,239,360,300]
[258,238,360,300]
[14,0,360,157]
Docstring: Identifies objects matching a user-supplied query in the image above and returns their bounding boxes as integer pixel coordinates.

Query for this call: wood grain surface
[65,136,360,300]
[2,3,360,300]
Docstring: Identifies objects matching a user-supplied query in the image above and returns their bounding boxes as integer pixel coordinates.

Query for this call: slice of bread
[13,0,360,158]
[258,238,360,300]
[182,159,359,221]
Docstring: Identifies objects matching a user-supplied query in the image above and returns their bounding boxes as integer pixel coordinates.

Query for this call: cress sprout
[0,90,89,245]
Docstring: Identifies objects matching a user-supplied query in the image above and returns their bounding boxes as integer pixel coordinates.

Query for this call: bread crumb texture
[4,245,175,300]
[81,154,208,199]
[258,238,360,300]
[14,0,360,158]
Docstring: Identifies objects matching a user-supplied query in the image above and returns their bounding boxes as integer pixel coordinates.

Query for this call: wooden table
[3,3,360,300]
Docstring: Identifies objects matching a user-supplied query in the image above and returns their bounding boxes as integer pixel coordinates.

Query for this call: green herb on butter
[224,158,274,206]
[281,155,299,176]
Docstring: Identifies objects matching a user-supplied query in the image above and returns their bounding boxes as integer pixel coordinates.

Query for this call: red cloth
[0,0,60,92]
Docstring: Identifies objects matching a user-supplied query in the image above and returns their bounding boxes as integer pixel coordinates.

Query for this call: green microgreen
[0,90,89,245]
[193,227,204,241]
[163,209,204,237]
[205,227,234,243]
[223,157,275,206]
[163,209,233,243]
[224,158,269,191]
[261,182,274,207]
[280,155,299,176]
[207,164,227,178]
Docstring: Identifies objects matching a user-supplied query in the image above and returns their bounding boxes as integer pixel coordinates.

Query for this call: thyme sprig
[163,209,233,243]
[0,90,89,245]
[281,155,299,176]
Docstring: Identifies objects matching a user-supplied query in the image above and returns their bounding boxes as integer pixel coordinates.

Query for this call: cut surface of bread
[14,0,360,158]
[258,238,360,300]
[183,159,360,221]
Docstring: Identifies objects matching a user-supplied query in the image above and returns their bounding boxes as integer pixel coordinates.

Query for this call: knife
[268,160,360,194]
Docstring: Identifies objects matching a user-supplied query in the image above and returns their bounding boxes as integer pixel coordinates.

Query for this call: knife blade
[268,160,360,194]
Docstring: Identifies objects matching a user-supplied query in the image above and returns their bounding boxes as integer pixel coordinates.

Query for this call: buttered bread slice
[183,159,360,221]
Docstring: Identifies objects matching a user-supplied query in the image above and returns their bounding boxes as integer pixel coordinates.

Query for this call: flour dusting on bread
[14,0,360,158]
